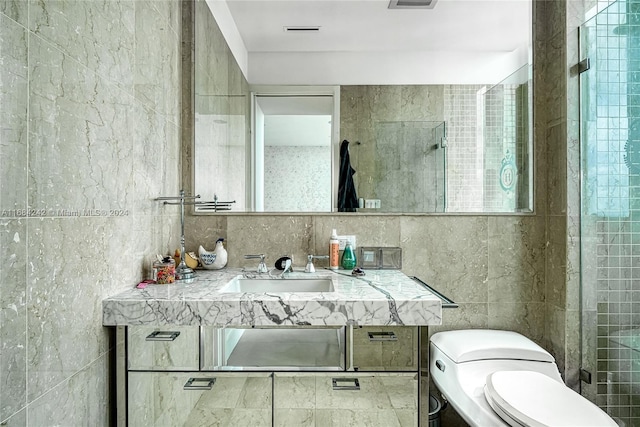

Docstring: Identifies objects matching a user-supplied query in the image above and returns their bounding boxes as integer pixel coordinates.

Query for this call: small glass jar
[153,257,176,284]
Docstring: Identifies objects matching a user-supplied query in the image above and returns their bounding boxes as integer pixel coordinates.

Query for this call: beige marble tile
[546,123,568,214]
[226,215,314,269]
[274,376,317,409]
[0,408,26,427]
[488,216,545,304]
[488,302,546,344]
[30,0,135,91]
[28,36,135,213]
[428,303,488,335]
[400,86,444,121]
[313,216,401,257]
[274,409,315,427]
[134,0,181,123]
[0,0,28,27]
[0,219,27,421]
[26,217,126,401]
[546,215,567,309]
[400,216,488,303]
[27,355,111,426]
[315,409,406,426]
[0,13,27,213]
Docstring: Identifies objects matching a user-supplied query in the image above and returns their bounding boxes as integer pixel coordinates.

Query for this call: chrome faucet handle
[245,254,268,273]
[305,254,329,273]
[283,258,292,273]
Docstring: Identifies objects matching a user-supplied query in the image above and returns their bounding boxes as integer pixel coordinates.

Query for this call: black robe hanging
[338,139,358,212]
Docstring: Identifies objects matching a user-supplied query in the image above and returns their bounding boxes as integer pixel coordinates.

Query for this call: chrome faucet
[282,258,293,274]
[305,254,329,273]
[244,254,268,273]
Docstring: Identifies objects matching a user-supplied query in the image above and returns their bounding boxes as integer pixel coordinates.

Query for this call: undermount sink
[220,277,335,293]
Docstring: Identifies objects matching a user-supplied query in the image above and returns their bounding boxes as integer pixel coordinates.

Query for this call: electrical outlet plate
[357,247,402,269]
[337,235,356,250]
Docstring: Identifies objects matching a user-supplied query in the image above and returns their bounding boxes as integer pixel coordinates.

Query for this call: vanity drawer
[273,372,418,427]
[349,326,418,371]
[128,326,200,371]
[128,372,272,427]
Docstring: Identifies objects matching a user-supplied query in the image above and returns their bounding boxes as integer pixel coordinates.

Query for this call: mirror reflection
[192,0,532,214]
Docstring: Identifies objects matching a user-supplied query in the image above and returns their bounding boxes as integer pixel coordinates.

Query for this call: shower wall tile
[29,0,135,92]
[400,85,445,120]
[28,36,135,213]
[0,220,27,421]
[0,13,28,212]
[28,355,111,427]
[488,216,546,304]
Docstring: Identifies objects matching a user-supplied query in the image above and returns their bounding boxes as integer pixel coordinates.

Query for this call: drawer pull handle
[183,377,216,390]
[146,331,180,341]
[332,378,360,391]
[368,331,397,342]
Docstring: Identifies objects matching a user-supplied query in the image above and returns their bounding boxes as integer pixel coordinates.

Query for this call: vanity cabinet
[119,325,424,427]
[349,326,418,371]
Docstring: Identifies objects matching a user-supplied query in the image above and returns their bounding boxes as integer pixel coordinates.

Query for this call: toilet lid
[484,371,617,427]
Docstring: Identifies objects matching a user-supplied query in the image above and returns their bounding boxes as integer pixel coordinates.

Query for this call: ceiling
[220,0,532,85]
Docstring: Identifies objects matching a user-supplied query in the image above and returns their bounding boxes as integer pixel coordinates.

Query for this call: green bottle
[341,240,357,270]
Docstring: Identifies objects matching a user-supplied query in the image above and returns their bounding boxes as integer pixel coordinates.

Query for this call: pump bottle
[329,229,339,270]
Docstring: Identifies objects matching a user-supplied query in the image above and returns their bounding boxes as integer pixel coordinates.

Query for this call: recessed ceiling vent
[388,0,437,9]
[283,26,321,33]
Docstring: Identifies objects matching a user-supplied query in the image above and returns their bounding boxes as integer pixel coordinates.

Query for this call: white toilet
[430,329,618,427]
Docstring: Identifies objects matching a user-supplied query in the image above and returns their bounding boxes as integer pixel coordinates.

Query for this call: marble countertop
[102,268,442,327]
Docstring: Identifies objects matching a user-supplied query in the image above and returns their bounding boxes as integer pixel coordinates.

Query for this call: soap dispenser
[341,240,357,270]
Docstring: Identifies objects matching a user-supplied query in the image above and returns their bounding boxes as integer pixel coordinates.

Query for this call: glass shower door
[580,1,640,425]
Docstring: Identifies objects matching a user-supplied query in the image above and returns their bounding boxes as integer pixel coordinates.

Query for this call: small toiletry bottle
[329,229,339,270]
[341,240,357,270]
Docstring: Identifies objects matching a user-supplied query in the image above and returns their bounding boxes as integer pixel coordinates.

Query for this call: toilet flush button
[435,360,446,372]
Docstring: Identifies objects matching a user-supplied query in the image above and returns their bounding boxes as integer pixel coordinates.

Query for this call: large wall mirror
[191,0,533,214]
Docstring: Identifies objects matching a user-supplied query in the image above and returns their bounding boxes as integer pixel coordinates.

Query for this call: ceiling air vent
[283,26,321,33]
[388,0,437,9]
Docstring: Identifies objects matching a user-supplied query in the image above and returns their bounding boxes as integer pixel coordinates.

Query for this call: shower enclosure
[580,1,640,425]
[352,121,447,213]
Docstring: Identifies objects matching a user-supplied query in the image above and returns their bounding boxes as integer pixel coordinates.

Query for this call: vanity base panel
[273,372,418,427]
[128,371,273,427]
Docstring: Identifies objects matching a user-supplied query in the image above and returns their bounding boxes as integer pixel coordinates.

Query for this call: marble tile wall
[0,1,182,425]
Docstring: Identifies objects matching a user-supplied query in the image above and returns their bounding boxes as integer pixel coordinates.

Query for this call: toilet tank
[430,329,555,363]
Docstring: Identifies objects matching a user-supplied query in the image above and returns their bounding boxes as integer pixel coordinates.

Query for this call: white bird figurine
[199,238,227,270]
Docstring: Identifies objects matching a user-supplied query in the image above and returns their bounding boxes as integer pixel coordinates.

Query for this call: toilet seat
[484,370,618,427]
